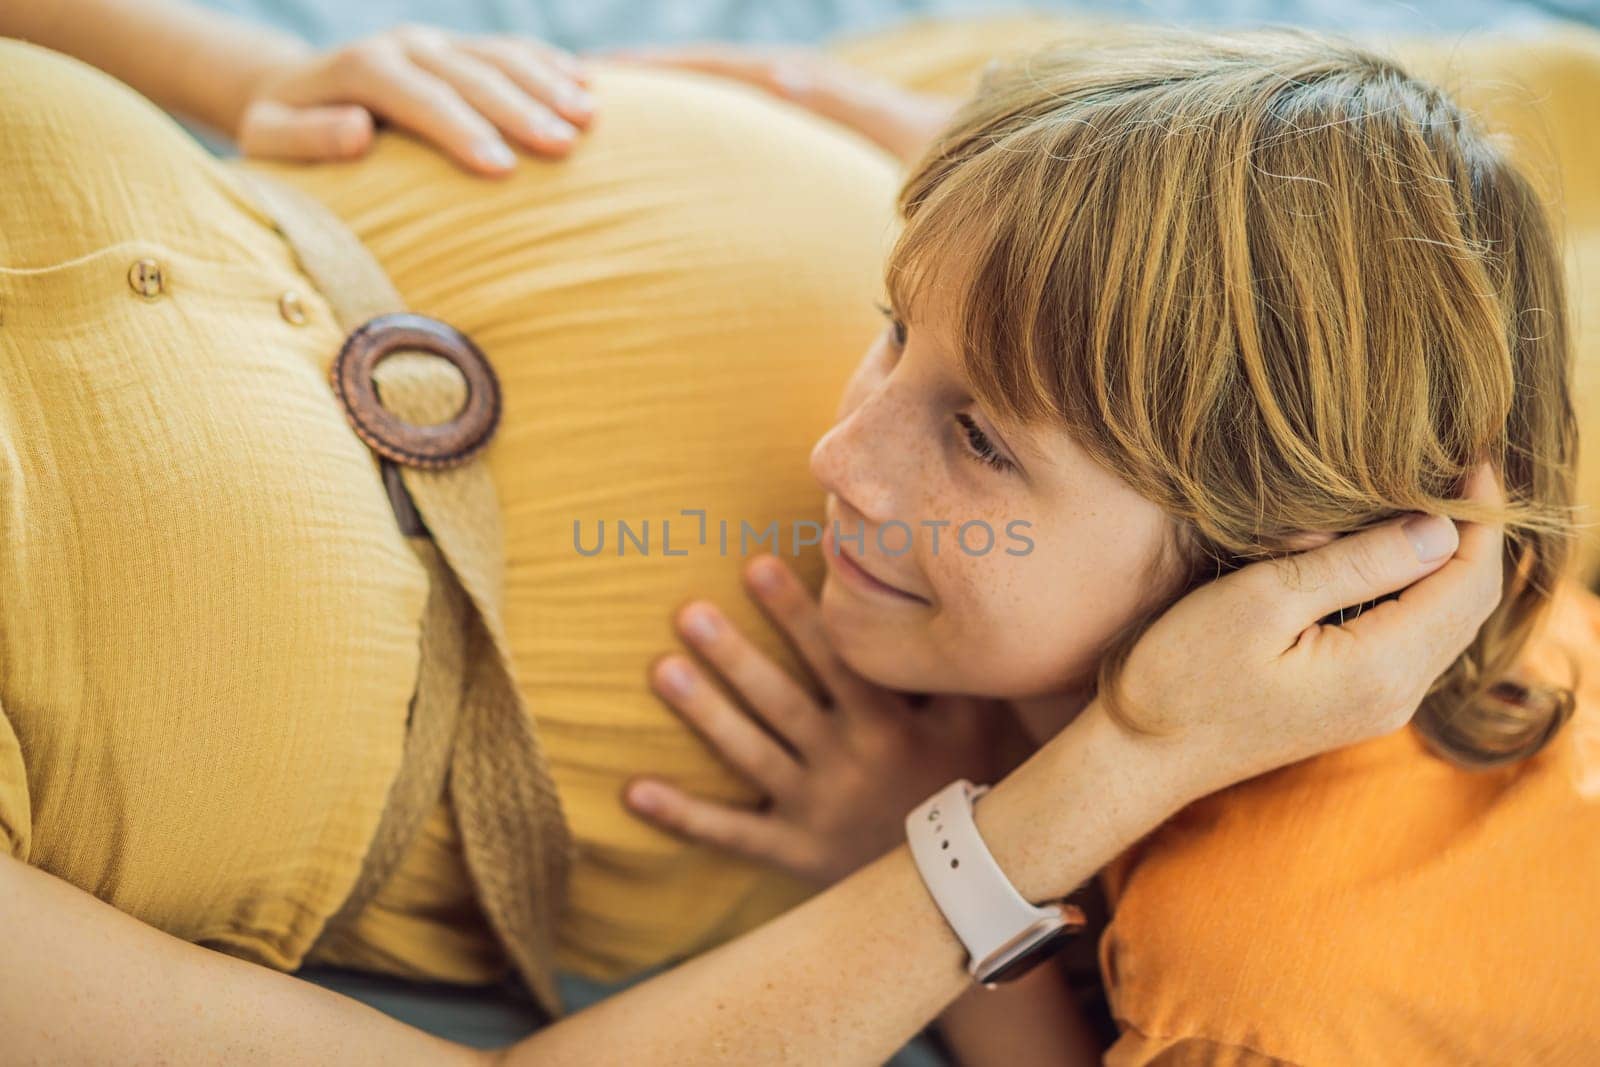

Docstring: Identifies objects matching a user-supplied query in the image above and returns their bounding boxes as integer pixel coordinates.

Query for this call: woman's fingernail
[772,63,812,99]
[628,780,666,814]
[472,138,516,169]
[556,86,595,114]
[682,607,720,643]
[1402,513,1458,563]
[533,113,576,141]
[658,659,695,695]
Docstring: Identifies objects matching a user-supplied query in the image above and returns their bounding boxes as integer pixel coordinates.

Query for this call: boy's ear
[1281,530,1338,552]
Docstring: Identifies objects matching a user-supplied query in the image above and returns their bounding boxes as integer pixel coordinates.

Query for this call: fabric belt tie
[235,170,573,1019]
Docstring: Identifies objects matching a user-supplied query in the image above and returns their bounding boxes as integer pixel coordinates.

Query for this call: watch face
[978,923,1078,985]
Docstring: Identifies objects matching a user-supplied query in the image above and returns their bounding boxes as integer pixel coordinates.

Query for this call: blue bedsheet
[197,0,1594,51]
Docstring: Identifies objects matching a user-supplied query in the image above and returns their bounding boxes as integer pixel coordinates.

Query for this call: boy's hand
[625,554,1029,886]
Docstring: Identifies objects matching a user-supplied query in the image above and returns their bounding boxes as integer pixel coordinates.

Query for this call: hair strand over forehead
[887,24,1579,767]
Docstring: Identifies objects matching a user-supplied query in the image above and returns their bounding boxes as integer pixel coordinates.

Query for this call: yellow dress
[0,37,901,983]
[5,10,1599,1007]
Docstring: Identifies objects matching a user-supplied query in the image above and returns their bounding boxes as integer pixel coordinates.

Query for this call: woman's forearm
[0,700,1189,1065]
[0,852,482,1065]
[496,702,1189,1065]
[0,0,308,138]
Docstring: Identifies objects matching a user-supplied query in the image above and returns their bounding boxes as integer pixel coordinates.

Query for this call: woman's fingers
[1247,511,1459,648]
[674,600,832,756]
[461,39,595,130]
[1340,462,1506,673]
[328,47,519,174]
[236,100,374,162]
[1250,461,1505,714]
[404,39,580,157]
[590,43,951,166]
[591,43,780,84]
[237,26,596,171]
[623,777,788,862]
[496,34,591,87]
[650,654,803,798]
[598,45,848,111]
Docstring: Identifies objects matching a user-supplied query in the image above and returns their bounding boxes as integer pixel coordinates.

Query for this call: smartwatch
[905,779,1086,987]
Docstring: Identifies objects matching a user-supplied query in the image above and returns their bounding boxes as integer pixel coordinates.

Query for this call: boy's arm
[937,961,1105,1067]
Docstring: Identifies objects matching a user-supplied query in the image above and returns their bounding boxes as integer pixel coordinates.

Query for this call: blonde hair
[888,25,1579,768]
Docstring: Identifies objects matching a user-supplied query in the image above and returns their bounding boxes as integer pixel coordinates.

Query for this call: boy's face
[810,265,1183,701]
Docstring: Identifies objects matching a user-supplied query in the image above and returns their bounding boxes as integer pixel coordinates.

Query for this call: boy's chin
[817,580,932,691]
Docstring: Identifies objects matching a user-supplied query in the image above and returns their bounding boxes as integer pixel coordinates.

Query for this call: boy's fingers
[650,655,802,798]
[743,555,881,712]
[676,600,831,756]
[623,777,778,861]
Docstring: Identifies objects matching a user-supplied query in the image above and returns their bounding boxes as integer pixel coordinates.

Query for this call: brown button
[127,258,165,298]
[330,312,502,470]
[278,290,308,325]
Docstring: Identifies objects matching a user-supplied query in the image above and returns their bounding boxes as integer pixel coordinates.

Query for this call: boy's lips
[821,526,929,604]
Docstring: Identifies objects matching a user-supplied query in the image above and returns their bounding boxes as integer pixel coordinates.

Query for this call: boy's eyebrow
[981,403,1048,465]
[889,263,1055,469]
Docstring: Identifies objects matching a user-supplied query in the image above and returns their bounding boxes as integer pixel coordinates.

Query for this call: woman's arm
[0,0,307,144]
[502,702,1182,1066]
[622,560,1107,1065]
[0,0,594,172]
[3,478,1500,1064]
[621,475,1503,1065]
[0,700,1178,1066]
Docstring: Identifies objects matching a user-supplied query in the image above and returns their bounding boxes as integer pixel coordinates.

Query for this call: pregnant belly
[242,62,902,978]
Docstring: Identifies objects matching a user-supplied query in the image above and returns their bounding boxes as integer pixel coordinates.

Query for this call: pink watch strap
[905,779,1084,980]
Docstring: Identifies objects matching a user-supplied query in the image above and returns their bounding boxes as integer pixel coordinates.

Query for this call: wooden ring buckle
[329,312,502,470]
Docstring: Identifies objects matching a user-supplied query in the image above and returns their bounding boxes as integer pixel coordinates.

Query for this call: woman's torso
[0,38,434,972]
[1,37,906,984]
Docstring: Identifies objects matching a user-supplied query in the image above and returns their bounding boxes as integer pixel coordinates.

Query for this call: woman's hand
[970,462,1509,906]
[1107,461,1507,798]
[624,554,1031,885]
[237,25,596,174]
[591,43,958,166]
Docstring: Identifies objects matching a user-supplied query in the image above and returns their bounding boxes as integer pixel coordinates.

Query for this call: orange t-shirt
[1096,578,1600,1066]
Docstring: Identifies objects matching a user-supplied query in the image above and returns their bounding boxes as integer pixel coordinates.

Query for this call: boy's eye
[874,301,908,349]
[956,413,1014,474]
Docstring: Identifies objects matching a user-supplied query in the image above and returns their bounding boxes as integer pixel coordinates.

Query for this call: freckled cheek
[915,499,1030,591]
[971,541,1067,628]
[923,544,1019,624]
